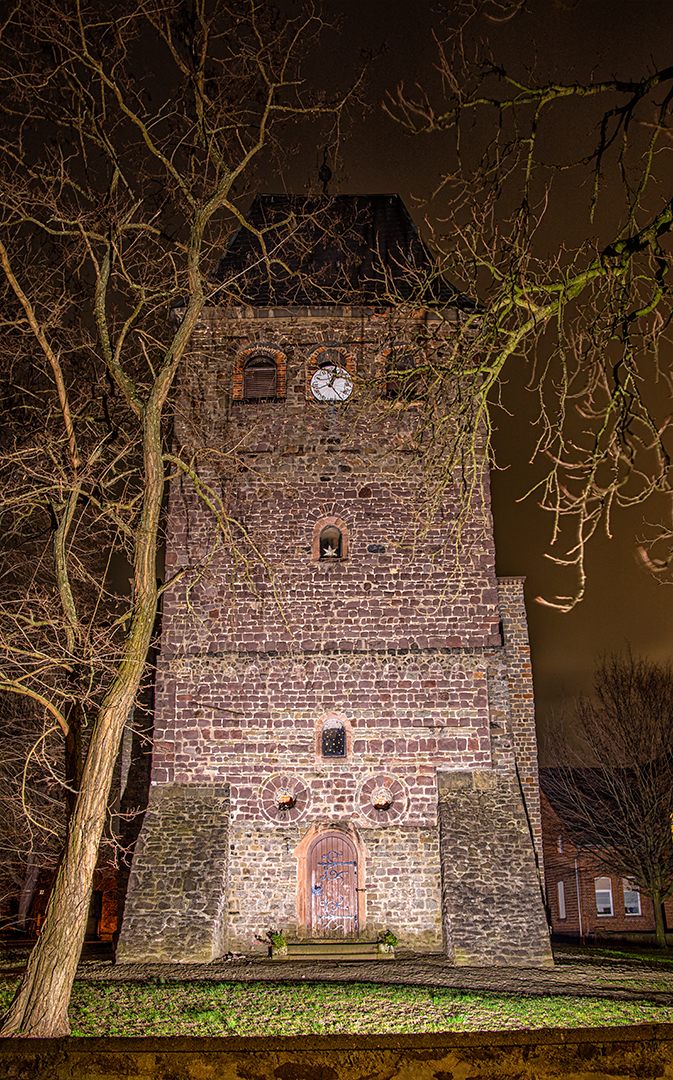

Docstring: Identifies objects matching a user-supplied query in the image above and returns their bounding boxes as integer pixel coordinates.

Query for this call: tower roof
[212,194,474,309]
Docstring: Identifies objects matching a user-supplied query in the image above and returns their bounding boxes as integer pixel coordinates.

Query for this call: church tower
[117,195,552,966]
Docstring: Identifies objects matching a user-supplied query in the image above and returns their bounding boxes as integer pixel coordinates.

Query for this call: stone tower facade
[117,196,552,966]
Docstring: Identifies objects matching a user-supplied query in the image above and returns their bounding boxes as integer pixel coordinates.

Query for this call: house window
[319,525,342,559]
[557,881,566,920]
[321,717,346,758]
[623,879,642,915]
[595,876,613,916]
[557,834,563,854]
[243,355,277,400]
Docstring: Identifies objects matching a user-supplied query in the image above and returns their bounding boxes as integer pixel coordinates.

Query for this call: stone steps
[270,940,395,962]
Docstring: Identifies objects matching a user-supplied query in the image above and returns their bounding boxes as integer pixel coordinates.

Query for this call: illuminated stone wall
[118,305,551,966]
[162,307,500,656]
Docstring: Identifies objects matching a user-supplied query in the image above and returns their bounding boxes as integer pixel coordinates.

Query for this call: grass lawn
[1,979,671,1036]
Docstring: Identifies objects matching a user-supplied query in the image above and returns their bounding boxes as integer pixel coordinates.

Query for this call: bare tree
[0,0,360,1037]
[386,2,673,607]
[0,698,65,934]
[543,651,673,949]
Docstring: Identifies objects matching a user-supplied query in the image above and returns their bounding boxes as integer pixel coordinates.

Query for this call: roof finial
[318,148,332,196]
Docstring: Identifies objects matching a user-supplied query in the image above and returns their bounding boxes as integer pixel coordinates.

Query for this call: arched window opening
[322,718,346,758]
[312,515,349,561]
[243,355,277,400]
[319,525,342,559]
[385,348,422,399]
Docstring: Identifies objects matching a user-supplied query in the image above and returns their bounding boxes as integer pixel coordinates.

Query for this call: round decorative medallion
[260,774,310,823]
[357,774,407,823]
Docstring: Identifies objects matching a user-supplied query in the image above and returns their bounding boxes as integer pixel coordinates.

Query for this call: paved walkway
[3,943,673,1005]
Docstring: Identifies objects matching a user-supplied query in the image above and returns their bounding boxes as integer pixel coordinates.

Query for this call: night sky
[273,0,673,746]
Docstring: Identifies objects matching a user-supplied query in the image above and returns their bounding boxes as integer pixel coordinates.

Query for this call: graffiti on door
[308,833,358,937]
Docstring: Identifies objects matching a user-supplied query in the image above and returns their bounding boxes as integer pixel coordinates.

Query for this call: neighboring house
[540,787,673,944]
[22,867,118,942]
[115,194,552,966]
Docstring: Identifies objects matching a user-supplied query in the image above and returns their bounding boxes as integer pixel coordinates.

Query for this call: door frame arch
[294,823,368,936]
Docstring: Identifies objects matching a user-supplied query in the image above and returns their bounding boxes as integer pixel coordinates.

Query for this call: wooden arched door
[307,833,358,938]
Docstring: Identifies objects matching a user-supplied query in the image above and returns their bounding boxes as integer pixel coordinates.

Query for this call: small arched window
[311,516,349,561]
[384,346,422,399]
[243,355,277,400]
[322,717,346,758]
[319,525,342,559]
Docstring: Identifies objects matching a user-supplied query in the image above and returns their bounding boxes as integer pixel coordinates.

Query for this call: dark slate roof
[212,194,474,309]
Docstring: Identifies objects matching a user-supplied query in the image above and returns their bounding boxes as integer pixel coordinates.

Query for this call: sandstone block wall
[438,769,553,966]
[151,651,494,792]
[117,784,230,963]
[162,307,500,657]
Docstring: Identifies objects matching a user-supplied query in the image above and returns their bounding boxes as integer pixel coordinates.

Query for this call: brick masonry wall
[541,791,673,941]
[438,770,553,966]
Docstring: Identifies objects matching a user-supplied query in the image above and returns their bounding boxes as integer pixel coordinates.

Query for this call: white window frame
[557,880,567,920]
[595,876,614,916]
[623,879,642,916]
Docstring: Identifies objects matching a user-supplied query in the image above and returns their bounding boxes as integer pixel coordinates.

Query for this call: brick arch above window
[312,516,349,560]
[305,343,356,397]
[233,343,287,401]
[376,343,424,398]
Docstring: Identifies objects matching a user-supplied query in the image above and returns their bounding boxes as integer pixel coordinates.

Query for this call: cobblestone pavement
[3,944,673,1005]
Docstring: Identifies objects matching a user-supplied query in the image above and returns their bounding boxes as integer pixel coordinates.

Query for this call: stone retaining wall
[2,1027,673,1079]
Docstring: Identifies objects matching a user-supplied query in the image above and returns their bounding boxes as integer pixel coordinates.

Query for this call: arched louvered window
[243,355,277,400]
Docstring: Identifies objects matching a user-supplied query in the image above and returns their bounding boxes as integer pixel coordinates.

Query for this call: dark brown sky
[276,0,673,737]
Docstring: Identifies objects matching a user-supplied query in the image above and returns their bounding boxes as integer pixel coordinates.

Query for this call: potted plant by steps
[269,930,288,959]
[378,929,397,955]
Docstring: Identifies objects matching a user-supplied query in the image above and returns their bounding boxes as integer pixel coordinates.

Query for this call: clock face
[310,364,354,403]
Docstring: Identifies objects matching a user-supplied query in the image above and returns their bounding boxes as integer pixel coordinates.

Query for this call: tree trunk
[16,856,40,933]
[64,701,83,825]
[0,679,149,1035]
[653,888,668,949]
[0,396,165,1038]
